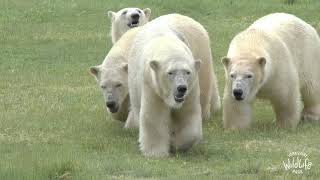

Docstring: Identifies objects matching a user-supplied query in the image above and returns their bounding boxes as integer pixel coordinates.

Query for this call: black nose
[131,13,140,19]
[106,101,116,109]
[177,85,187,93]
[233,89,243,97]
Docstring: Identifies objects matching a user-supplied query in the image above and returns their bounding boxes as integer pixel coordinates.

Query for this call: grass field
[1,0,320,179]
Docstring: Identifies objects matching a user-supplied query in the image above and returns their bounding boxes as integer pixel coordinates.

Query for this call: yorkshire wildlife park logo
[283,152,312,174]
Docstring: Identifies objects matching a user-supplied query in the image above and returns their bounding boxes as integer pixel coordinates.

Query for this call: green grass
[1,0,320,179]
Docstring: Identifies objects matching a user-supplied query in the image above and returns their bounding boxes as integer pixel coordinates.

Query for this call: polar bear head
[147,40,201,109]
[108,8,151,43]
[90,63,128,113]
[222,56,266,102]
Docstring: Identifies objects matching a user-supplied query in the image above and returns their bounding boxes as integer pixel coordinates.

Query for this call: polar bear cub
[89,28,140,122]
[108,8,151,44]
[221,13,320,129]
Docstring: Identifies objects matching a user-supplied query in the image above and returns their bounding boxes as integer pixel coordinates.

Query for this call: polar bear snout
[131,13,140,20]
[230,74,252,101]
[171,71,190,103]
[106,100,119,113]
[128,13,140,27]
[231,80,248,101]
[177,85,187,94]
[127,12,141,28]
[233,89,244,101]
[106,95,119,113]
[174,85,188,103]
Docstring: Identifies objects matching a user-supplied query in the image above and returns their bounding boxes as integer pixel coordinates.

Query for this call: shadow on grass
[47,161,75,180]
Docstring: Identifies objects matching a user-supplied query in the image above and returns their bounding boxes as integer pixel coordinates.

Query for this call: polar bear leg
[202,77,220,120]
[302,105,320,122]
[270,85,301,129]
[223,97,252,129]
[302,95,320,122]
[139,91,171,157]
[301,85,320,122]
[124,110,139,129]
[171,104,202,152]
[210,80,221,114]
[201,99,211,121]
[301,41,320,121]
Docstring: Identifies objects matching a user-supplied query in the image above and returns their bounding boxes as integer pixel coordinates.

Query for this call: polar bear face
[222,56,266,102]
[108,8,151,36]
[90,64,128,113]
[149,59,201,108]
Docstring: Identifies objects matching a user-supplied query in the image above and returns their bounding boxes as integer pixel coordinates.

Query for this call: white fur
[125,14,221,129]
[89,28,140,122]
[108,8,151,44]
[168,15,221,118]
[130,35,202,157]
[128,14,220,157]
[223,13,320,129]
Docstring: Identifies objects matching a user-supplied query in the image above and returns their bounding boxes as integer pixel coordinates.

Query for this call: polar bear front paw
[302,113,320,122]
[124,111,139,129]
[140,145,170,158]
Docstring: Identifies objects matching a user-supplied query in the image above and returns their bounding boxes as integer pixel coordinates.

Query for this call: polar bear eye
[122,10,127,15]
[186,71,191,75]
[115,83,122,88]
[100,85,106,89]
[230,74,235,78]
[137,9,141,14]
[168,72,173,75]
[247,74,253,78]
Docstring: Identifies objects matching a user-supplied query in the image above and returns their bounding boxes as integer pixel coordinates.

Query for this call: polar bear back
[102,27,140,68]
[248,13,320,71]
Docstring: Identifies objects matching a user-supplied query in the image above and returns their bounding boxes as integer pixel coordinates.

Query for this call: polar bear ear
[221,57,231,67]
[107,11,116,21]
[149,60,160,71]
[257,57,266,67]
[194,59,202,71]
[89,66,100,78]
[121,63,128,72]
[143,8,151,19]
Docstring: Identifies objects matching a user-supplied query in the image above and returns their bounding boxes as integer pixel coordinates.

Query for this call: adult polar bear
[128,14,220,157]
[222,13,320,129]
[108,8,151,44]
[126,14,221,128]
[90,28,140,122]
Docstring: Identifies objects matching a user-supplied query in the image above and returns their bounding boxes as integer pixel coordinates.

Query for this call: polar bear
[221,13,320,130]
[126,14,220,130]
[129,34,202,157]
[107,8,151,44]
[128,14,220,157]
[89,27,140,122]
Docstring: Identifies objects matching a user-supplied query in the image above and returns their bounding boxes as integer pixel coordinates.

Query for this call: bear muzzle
[233,89,244,101]
[127,14,140,28]
[174,85,188,103]
[106,101,119,113]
